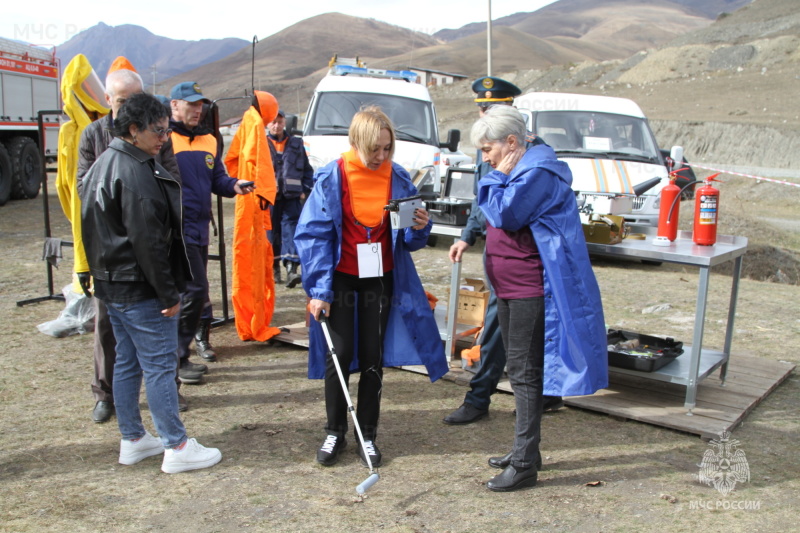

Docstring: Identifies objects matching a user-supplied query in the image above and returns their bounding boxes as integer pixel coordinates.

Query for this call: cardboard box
[456,278,490,326]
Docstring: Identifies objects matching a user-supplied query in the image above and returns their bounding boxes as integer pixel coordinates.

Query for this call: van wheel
[9,136,44,200]
[641,260,663,266]
[427,235,438,247]
[0,143,13,206]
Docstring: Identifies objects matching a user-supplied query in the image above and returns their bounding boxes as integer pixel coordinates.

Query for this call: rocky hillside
[432,0,800,169]
[161,1,736,119]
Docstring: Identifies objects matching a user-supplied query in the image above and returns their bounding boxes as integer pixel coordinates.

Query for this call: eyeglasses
[148,127,172,138]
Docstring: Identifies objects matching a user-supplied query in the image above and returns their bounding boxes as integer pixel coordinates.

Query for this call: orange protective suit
[224,91,281,341]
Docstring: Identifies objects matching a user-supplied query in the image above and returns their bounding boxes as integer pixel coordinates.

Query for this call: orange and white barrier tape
[690,163,800,188]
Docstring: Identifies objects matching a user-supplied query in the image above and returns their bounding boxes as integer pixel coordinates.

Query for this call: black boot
[273,259,283,284]
[194,319,218,362]
[285,262,301,289]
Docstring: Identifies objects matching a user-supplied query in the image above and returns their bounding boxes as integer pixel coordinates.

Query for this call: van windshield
[305,91,438,146]
[534,111,661,162]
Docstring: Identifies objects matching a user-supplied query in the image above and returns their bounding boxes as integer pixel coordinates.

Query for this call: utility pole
[151,65,157,95]
[487,0,493,76]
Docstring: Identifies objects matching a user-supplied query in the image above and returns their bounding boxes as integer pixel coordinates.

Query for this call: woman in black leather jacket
[80,93,222,474]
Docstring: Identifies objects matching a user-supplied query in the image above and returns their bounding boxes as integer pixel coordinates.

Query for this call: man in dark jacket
[77,68,184,422]
[443,76,563,430]
[169,81,254,381]
[266,109,313,287]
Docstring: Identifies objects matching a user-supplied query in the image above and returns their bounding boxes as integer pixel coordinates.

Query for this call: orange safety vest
[224,106,281,341]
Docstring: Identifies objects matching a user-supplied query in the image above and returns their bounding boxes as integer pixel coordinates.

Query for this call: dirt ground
[0,174,798,533]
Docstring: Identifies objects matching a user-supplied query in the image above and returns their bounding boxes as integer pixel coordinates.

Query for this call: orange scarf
[341,147,392,228]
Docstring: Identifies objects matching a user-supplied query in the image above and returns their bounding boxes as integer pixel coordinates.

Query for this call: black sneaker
[179,359,207,384]
[357,440,382,468]
[443,403,488,425]
[316,435,346,466]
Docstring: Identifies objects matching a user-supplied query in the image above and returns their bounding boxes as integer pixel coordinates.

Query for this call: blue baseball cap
[472,76,521,106]
[170,81,210,103]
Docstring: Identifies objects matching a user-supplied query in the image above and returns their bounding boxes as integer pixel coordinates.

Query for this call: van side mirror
[285,114,300,136]
[440,129,461,153]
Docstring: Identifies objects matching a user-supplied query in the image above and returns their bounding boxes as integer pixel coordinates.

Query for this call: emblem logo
[193,83,202,94]
[482,78,494,89]
[205,154,214,169]
[698,431,750,496]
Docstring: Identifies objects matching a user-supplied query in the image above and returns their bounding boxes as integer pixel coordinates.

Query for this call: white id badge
[357,242,383,278]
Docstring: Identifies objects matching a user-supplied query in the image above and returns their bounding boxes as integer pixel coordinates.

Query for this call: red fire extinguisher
[656,170,684,242]
[693,173,721,246]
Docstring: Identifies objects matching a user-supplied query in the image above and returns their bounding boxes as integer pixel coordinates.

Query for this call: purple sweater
[485,222,544,299]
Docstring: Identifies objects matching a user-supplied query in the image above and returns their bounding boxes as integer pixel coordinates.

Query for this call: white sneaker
[119,431,164,465]
[161,438,222,474]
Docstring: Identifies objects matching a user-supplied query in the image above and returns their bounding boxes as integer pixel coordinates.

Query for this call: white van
[515,92,674,226]
[301,62,462,198]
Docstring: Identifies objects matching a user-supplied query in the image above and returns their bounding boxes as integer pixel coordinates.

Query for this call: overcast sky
[4,0,557,45]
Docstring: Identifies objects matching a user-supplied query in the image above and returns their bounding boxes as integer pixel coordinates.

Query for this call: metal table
[588,226,748,413]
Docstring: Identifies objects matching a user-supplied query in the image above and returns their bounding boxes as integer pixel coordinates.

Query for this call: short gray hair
[470,105,526,147]
[105,69,144,97]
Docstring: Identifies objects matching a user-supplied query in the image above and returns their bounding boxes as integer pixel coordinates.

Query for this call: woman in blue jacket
[473,105,608,492]
[295,106,448,468]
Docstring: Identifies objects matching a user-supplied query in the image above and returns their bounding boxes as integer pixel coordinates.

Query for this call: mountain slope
[161,13,440,118]
[56,22,248,85]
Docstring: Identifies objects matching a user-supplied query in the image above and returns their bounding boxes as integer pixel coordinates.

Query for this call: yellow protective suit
[55,54,109,292]
[224,92,281,341]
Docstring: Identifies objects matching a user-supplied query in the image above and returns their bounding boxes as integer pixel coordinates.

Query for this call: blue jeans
[105,298,187,448]
[497,296,545,469]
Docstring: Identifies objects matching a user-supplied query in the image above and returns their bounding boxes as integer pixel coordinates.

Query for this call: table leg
[444,247,462,361]
[720,255,743,385]
[685,266,711,414]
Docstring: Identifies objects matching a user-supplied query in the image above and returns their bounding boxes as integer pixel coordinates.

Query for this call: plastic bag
[36,285,96,338]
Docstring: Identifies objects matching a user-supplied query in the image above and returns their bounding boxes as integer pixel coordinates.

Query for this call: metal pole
[251,36,258,92]
[487,0,493,76]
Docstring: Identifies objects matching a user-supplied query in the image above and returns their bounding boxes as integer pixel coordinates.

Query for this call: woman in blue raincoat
[473,105,607,492]
[295,105,447,469]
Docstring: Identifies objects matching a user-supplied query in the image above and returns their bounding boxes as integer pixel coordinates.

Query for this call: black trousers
[324,271,393,441]
[178,244,209,361]
[497,296,545,469]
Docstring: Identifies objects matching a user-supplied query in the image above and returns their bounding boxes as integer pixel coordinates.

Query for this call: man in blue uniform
[169,81,254,385]
[266,109,314,288]
[443,76,564,427]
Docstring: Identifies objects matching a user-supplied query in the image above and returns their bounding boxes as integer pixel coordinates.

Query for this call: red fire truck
[0,36,61,206]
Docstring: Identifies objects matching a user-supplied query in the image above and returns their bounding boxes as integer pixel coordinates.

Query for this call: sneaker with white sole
[161,438,222,473]
[316,434,346,466]
[357,440,382,468]
[119,431,164,465]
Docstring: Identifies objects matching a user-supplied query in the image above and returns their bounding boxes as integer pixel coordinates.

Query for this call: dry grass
[1,177,797,532]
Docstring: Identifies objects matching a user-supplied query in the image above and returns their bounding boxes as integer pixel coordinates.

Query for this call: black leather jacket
[80,138,191,308]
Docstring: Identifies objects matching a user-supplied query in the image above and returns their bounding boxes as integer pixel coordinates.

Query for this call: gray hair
[470,105,526,147]
[105,69,144,97]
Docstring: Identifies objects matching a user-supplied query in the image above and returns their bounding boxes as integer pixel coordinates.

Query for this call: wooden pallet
[494,354,795,439]
[271,322,310,348]
[280,323,795,439]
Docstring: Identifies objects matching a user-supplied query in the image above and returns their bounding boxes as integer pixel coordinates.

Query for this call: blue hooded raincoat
[295,160,449,382]
[478,143,608,396]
